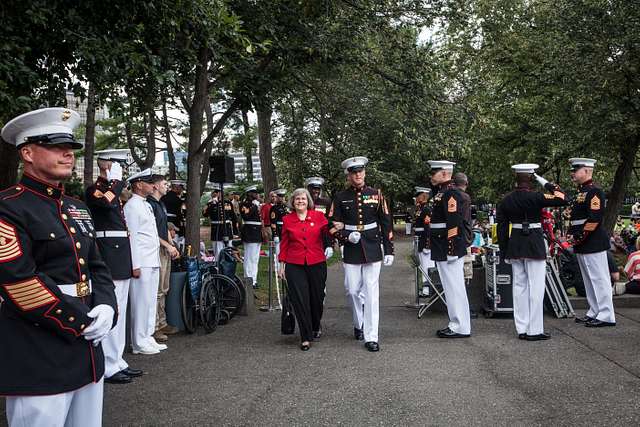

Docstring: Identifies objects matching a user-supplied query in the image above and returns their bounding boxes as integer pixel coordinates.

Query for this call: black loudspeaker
[209,155,235,183]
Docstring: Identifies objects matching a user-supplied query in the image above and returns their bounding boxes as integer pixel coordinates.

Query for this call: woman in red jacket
[278,188,333,351]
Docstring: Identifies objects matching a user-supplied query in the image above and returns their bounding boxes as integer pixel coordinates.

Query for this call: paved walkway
[3,237,640,425]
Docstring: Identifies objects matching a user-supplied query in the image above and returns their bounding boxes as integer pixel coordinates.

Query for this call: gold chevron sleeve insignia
[104,191,116,203]
[591,195,601,210]
[447,197,457,213]
[0,220,22,263]
[93,189,104,198]
[448,227,458,238]
[4,278,57,311]
[584,222,597,232]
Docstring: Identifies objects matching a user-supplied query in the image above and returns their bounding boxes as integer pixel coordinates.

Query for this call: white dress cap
[169,179,186,186]
[304,177,325,187]
[511,163,539,174]
[245,184,258,193]
[1,107,82,148]
[96,148,130,162]
[414,186,431,195]
[340,156,369,173]
[569,158,597,170]
[274,188,287,196]
[127,168,154,183]
[427,160,456,171]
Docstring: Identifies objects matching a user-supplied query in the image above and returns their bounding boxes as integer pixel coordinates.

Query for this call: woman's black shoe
[300,341,310,351]
[313,330,322,340]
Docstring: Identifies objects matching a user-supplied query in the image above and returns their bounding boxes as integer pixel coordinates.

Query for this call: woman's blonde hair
[288,188,314,210]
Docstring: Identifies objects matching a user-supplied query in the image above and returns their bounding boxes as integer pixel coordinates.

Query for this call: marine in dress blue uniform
[496,164,567,340]
[567,158,616,327]
[203,186,238,259]
[413,186,434,295]
[428,160,471,338]
[329,157,394,352]
[270,189,289,255]
[86,148,142,384]
[306,177,331,217]
[0,108,117,427]
[240,185,262,288]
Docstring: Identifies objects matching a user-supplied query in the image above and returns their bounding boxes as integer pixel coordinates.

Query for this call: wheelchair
[181,247,246,334]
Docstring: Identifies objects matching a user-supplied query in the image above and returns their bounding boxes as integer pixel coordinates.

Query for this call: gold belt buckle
[357,224,364,231]
[76,281,90,297]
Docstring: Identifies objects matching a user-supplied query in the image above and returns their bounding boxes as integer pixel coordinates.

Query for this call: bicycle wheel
[233,275,246,313]
[199,278,221,333]
[213,274,243,318]
[181,280,197,334]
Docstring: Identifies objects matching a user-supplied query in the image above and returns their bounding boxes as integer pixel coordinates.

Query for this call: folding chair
[409,252,447,319]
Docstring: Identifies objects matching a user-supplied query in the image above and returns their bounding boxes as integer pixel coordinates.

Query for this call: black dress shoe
[121,367,143,377]
[105,372,132,384]
[300,342,310,351]
[436,327,471,338]
[354,328,364,341]
[365,341,380,352]
[585,319,616,328]
[525,333,551,341]
[312,330,322,340]
[575,316,594,324]
[518,333,526,340]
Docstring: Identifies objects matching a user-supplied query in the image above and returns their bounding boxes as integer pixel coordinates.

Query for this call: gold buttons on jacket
[78,258,85,265]
[62,214,68,220]
[68,316,75,322]
[56,309,62,315]
[80,324,86,330]
[82,274,87,281]
[46,187,54,196]
[49,233,56,239]
[76,242,81,249]
[15,186,21,191]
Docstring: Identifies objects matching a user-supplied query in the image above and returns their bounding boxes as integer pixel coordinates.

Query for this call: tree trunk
[241,109,254,181]
[603,137,640,233]
[144,106,156,169]
[184,47,211,251]
[199,98,215,192]
[0,144,19,188]
[162,98,176,179]
[257,106,277,193]
[83,83,96,188]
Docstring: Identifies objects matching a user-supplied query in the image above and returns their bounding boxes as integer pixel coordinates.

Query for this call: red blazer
[279,210,328,265]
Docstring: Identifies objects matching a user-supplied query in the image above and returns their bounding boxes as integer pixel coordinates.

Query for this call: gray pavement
[3,236,640,426]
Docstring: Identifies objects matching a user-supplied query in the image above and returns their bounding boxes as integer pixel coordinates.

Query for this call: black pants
[285,262,327,342]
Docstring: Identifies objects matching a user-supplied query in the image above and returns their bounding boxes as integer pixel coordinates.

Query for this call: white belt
[345,222,378,231]
[571,219,587,225]
[414,227,425,232]
[430,223,446,229]
[244,221,262,226]
[58,280,92,297]
[211,220,232,224]
[276,221,283,225]
[95,230,128,238]
[167,213,177,217]
[511,223,541,229]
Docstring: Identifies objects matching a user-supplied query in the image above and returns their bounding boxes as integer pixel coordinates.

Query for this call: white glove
[383,255,394,266]
[252,199,260,207]
[422,248,429,254]
[340,246,344,258]
[348,231,361,244]
[324,247,333,259]
[274,236,280,243]
[82,304,115,346]
[533,173,549,187]
[447,255,459,263]
[109,162,123,181]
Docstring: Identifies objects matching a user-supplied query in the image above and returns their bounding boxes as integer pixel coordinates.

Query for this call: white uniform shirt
[124,193,160,269]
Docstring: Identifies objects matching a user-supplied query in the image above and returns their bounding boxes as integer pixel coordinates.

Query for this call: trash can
[166,272,187,331]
